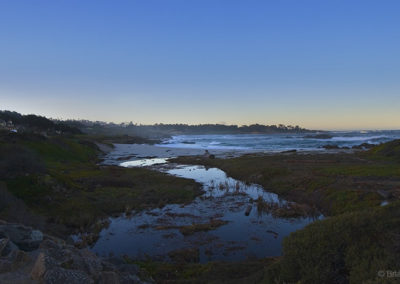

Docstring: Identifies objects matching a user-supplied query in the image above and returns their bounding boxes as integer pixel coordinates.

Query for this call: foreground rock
[0,221,153,284]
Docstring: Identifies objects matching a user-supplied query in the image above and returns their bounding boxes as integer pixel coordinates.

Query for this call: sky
[0,0,399,130]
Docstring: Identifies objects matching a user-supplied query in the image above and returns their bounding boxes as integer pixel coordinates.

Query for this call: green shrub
[274,202,400,283]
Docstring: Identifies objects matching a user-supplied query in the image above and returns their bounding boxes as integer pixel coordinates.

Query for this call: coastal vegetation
[171,148,400,216]
[272,202,400,283]
[132,258,274,283]
[1,110,400,283]
[170,143,400,283]
[0,130,202,238]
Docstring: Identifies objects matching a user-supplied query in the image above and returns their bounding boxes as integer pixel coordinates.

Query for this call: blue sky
[1,0,399,129]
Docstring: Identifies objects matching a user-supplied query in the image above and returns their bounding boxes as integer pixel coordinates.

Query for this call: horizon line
[2,109,400,132]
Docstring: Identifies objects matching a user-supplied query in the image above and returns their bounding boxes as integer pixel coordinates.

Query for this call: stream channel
[89,156,321,263]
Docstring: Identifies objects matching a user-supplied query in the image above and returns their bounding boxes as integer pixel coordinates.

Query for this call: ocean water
[156,131,400,152]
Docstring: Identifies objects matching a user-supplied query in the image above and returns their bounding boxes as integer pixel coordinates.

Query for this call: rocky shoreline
[0,221,153,284]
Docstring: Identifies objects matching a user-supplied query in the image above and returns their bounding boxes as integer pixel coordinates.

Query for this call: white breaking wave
[331,135,388,142]
[155,131,400,152]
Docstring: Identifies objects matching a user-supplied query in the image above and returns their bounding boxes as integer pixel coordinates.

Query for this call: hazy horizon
[3,108,400,132]
[1,1,399,130]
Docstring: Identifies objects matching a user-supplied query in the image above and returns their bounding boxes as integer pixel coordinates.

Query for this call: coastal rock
[31,252,57,280]
[31,251,100,283]
[9,249,30,269]
[119,272,143,283]
[80,255,104,277]
[0,238,9,255]
[99,271,120,284]
[0,248,31,273]
[322,145,340,150]
[117,263,139,274]
[0,259,12,273]
[1,239,19,257]
[203,150,215,159]
[0,224,43,251]
[352,143,375,149]
[31,230,43,242]
[0,220,152,284]
[43,267,93,284]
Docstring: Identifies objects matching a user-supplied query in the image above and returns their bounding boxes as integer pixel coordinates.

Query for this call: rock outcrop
[0,221,153,284]
[351,143,375,149]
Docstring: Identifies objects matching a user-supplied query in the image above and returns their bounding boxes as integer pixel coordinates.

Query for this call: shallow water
[120,158,168,167]
[90,158,321,262]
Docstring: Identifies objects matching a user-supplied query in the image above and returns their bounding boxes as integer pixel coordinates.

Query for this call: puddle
[120,158,169,167]
[90,158,321,262]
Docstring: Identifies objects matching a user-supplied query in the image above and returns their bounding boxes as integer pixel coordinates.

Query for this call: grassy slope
[265,202,400,283]
[0,131,202,233]
[171,143,400,283]
[2,130,400,283]
[172,151,400,216]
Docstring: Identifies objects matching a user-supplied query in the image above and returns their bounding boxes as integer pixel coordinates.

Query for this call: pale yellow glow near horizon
[1,90,400,131]
[2,104,399,131]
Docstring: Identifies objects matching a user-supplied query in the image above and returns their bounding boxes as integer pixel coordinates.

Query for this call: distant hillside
[0,110,81,134]
[1,110,315,138]
[62,121,315,138]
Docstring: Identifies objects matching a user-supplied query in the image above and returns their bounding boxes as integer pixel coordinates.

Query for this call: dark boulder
[352,143,375,149]
[322,145,340,150]
[0,238,18,257]
[0,224,43,251]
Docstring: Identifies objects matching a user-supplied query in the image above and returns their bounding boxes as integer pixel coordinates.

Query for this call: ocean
[156,130,400,152]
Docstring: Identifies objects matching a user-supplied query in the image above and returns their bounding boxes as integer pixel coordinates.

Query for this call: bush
[368,139,400,162]
[271,202,400,283]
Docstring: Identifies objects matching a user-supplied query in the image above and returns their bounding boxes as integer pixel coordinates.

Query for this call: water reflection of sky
[166,165,281,201]
[120,158,169,167]
[90,157,320,262]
